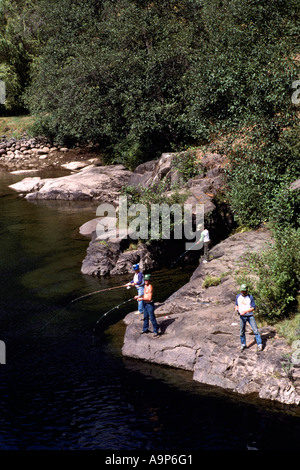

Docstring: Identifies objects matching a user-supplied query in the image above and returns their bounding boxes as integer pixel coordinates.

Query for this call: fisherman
[235,284,263,352]
[125,264,144,315]
[136,274,160,338]
[197,224,210,263]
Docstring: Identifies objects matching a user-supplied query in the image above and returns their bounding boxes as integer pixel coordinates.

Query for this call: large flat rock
[9,164,132,204]
[122,229,300,405]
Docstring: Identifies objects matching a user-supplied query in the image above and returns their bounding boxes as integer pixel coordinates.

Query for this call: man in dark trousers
[235,284,263,352]
[136,274,159,338]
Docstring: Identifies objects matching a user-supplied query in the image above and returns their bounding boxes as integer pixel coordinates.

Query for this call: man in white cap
[235,284,263,352]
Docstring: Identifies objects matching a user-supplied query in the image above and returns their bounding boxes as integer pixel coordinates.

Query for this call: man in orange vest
[136,274,160,338]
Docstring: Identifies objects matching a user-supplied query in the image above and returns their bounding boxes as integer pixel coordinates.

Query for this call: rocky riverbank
[9,164,132,203]
[0,134,104,173]
[122,229,300,406]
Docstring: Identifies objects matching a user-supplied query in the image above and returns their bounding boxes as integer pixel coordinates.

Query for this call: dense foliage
[227,121,300,227]
[1,1,299,157]
[0,0,39,112]
[24,0,206,162]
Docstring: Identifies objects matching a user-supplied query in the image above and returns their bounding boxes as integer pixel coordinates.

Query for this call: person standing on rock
[197,224,210,263]
[125,264,144,315]
[136,274,159,338]
[235,284,263,353]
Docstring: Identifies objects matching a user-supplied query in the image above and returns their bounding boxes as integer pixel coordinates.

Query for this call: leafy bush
[121,179,189,242]
[172,150,204,183]
[122,179,188,207]
[270,180,300,229]
[227,123,300,227]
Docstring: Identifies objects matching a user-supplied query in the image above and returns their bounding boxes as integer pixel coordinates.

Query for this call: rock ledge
[122,229,300,406]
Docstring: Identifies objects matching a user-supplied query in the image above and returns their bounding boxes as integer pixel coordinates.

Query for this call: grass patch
[97,240,110,247]
[124,242,139,252]
[231,225,253,235]
[274,310,300,344]
[0,115,36,140]
[202,272,230,288]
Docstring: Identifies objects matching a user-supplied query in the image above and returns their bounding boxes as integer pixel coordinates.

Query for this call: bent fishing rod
[93,296,136,331]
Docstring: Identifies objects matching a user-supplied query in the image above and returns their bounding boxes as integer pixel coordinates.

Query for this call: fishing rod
[171,239,201,267]
[93,296,136,331]
[70,284,129,304]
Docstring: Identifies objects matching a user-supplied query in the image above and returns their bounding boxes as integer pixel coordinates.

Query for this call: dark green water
[0,170,300,453]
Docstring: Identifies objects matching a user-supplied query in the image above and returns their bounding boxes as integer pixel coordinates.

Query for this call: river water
[0,169,300,454]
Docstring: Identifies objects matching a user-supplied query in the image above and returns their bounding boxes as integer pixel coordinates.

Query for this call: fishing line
[171,240,201,267]
[93,297,136,331]
[41,285,133,330]
[41,300,75,330]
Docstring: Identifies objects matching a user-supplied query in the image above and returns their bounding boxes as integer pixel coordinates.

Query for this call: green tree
[227,121,300,227]
[187,0,299,135]
[21,0,300,183]
[0,0,40,113]
[26,0,205,161]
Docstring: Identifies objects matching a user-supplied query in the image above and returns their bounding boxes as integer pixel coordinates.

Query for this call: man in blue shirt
[125,264,144,315]
[235,284,263,352]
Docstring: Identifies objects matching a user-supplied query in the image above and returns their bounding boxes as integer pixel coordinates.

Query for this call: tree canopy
[1,1,298,147]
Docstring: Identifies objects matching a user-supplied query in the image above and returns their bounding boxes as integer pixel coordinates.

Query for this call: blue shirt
[130,272,144,287]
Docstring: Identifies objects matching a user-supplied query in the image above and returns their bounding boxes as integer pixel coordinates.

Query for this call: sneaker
[203,260,208,263]
[257,344,263,352]
[152,333,160,338]
[141,330,149,335]
[134,311,140,315]
[240,345,246,352]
